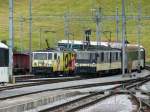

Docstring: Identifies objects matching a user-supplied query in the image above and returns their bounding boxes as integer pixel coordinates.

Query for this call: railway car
[126,45,145,73]
[75,47,122,77]
[13,52,29,75]
[110,43,145,72]
[0,42,9,83]
[32,49,76,77]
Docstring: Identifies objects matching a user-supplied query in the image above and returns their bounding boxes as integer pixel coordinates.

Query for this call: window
[34,53,47,60]
[54,53,57,60]
[101,52,104,62]
[112,52,115,62]
[48,53,52,60]
[0,48,9,67]
[110,52,112,63]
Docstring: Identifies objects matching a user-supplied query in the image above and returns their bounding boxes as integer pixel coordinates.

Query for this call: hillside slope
[0,0,150,60]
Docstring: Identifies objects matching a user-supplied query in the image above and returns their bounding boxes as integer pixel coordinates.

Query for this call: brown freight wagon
[13,52,29,75]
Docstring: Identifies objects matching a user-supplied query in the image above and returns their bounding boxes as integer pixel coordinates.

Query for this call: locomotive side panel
[110,52,121,70]
[96,52,110,71]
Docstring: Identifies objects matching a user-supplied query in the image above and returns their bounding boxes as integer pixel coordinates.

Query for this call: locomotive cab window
[34,53,47,60]
[48,53,52,60]
[54,53,57,60]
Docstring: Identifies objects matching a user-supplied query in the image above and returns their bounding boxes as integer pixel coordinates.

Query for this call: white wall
[0,67,9,82]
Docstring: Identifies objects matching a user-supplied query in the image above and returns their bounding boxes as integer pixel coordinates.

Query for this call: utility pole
[122,0,126,76]
[29,0,32,73]
[64,12,69,49]
[19,16,24,52]
[137,0,142,72]
[9,0,14,82]
[116,7,119,43]
[95,8,101,48]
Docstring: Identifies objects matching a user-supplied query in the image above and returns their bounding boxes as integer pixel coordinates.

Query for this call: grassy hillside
[0,0,150,61]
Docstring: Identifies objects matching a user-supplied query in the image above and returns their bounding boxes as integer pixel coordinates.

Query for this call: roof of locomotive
[0,42,8,49]
[58,40,109,46]
[58,40,144,50]
[33,47,74,53]
[75,45,120,52]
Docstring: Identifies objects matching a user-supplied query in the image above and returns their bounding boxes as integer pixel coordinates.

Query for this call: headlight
[34,62,37,66]
[75,63,78,66]
[47,64,51,67]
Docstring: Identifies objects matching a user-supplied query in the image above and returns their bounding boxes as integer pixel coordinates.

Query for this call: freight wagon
[13,52,29,75]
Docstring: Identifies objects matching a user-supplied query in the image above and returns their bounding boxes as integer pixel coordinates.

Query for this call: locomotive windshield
[34,53,47,60]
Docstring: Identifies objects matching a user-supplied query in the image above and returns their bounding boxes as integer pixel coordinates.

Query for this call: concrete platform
[0,85,119,112]
[0,90,83,112]
[0,70,149,100]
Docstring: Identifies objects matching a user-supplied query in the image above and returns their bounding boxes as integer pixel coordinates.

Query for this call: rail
[39,76,150,112]
[0,75,149,101]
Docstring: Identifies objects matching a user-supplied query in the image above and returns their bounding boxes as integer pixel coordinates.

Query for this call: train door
[63,52,69,72]
[69,52,76,72]
[63,52,76,74]
[55,52,64,72]
[52,52,59,72]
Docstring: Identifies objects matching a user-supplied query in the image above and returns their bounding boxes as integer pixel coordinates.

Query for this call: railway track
[145,65,150,71]
[0,74,150,101]
[39,76,150,112]
[0,77,82,92]
[0,66,149,92]
[68,92,141,112]
[1,71,150,92]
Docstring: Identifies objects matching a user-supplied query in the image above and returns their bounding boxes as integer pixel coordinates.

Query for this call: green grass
[0,0,150,60]
[146,61,150,65]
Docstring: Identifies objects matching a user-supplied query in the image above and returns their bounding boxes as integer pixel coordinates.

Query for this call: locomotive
[75,47,122,77]
[32,49,76,77]
[75,45,145,77]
